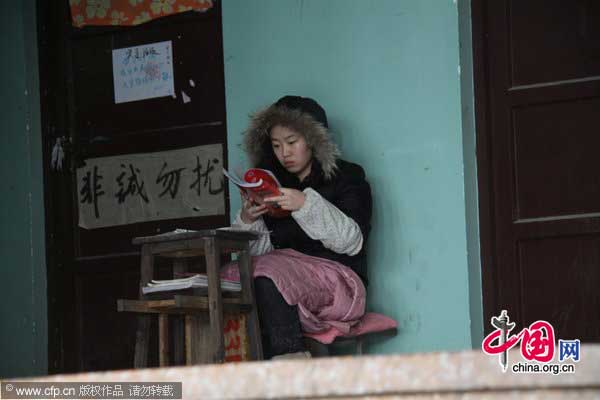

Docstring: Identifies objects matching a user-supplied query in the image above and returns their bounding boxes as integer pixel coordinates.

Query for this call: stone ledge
[10,345,600,399]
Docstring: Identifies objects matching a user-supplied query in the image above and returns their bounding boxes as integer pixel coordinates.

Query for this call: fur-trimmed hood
[243,100,341,180]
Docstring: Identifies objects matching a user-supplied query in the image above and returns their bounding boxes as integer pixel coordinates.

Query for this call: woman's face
[270,125,313,181]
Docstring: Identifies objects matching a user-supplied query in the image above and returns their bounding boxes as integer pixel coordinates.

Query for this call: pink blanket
[221,249,366,334]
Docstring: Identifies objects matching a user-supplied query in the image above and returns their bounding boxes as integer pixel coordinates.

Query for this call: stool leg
[356,337,364,355]
[185,313,212,365]
[238,245,263,360]
[134,315,151,368]
[171,316,185,365]
[172,260,188,365]
[159,314,169,367]
[185,315,193,365]
[205,237,225,363]
[134,245,154,368]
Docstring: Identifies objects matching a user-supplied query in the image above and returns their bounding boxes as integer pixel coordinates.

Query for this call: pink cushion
[304,312,397,344]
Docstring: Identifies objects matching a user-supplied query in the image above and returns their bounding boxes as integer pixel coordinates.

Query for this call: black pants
[254,277,305,359]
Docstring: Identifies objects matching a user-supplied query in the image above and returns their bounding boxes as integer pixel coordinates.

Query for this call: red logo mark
[483,313,555,363]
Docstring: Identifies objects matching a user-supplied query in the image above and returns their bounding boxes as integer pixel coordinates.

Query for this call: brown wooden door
[38,2,229,373]
[474,0,600,340]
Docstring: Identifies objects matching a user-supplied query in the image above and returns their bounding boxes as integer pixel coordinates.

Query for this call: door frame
[471,0,498,333]
[37,0,76,374]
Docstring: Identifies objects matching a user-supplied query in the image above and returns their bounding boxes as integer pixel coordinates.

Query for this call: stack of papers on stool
[142,274,241,294]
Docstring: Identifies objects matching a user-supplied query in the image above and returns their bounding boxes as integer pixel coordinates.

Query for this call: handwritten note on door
[112,40,175,104]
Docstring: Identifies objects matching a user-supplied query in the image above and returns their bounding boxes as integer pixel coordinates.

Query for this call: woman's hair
[243,96,341,180]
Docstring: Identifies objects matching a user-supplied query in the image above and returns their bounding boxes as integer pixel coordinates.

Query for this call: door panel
[513,98,600,218]
[474,0,600,340]
[75,262,141,371]
[510,0,600,86]
[518,234,600,340]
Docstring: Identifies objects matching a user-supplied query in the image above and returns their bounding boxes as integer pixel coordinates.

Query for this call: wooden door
[473,0,600,340]
[38,1,229,373]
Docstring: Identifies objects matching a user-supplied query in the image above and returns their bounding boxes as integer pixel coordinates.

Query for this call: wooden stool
[118,229,263,367]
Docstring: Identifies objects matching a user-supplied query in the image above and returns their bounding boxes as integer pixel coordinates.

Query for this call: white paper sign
[77,144,225,229]
[112,40,175,104]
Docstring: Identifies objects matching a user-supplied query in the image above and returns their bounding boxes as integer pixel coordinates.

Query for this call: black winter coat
[262,159,372,285]
[243,98,373,285]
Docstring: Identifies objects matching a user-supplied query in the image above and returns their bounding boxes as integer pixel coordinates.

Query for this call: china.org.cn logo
[481,310,580,374]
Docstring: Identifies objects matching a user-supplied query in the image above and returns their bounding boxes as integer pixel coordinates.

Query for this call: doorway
[37,1,229,373]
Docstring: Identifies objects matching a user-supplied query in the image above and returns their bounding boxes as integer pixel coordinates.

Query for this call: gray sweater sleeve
[231,210,273,256]
[291,188,363,255]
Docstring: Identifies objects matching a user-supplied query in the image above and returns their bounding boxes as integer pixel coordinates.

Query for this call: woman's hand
[264,188,306,211]
[240,190,268,224]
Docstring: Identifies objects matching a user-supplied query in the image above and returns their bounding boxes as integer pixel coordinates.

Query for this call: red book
[223,168,291,218]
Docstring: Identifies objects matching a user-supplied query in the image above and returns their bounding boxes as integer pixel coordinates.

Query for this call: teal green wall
[0,0,48,377]
[223,0,482,353]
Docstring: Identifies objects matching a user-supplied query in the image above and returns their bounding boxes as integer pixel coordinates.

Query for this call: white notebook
[142,274,240,294]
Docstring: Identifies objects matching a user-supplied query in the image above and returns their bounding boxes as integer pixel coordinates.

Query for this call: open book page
[222,167,290,218]
[146,228,197,240]
[223,168,262,188]
[216,226,269,235]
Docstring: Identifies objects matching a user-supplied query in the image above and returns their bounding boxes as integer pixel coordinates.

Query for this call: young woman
[232,96,372,359]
